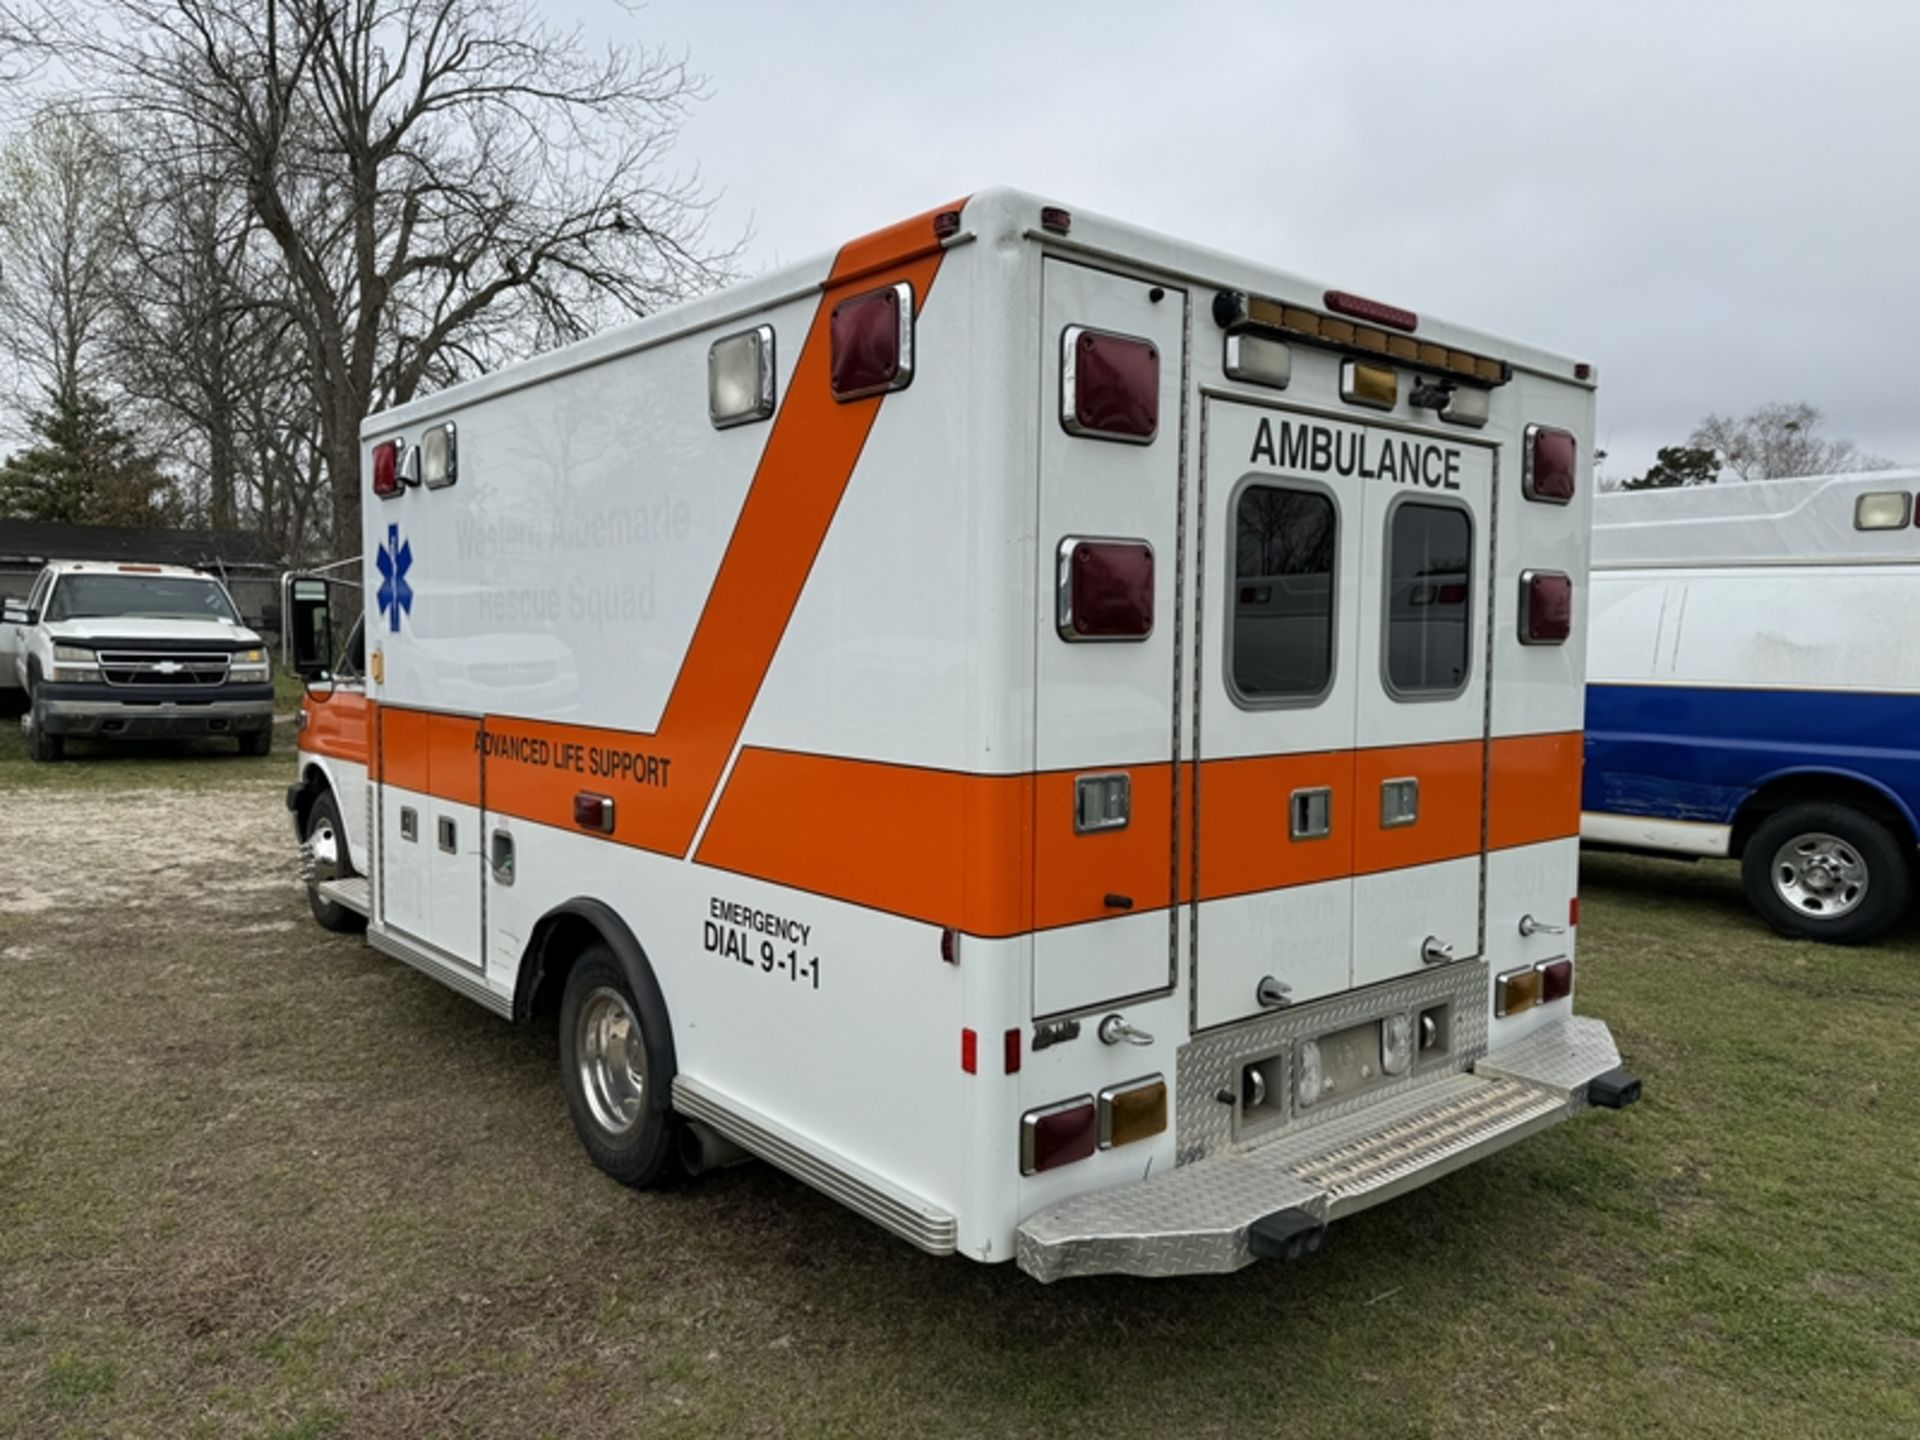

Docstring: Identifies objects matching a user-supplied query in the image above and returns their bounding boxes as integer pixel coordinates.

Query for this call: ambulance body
[287,190,1636,1280]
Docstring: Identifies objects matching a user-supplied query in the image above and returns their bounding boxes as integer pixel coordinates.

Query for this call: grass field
[2,726,1916,1438]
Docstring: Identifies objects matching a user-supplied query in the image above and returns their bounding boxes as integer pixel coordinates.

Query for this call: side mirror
[287,578,332,680]
[2,602,37,626]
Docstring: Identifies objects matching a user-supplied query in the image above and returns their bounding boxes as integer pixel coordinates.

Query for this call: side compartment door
[1191,400,1363,1029]
[1030,258,1186,1019]
[376,706,484,968]
[1349,431,1494,985]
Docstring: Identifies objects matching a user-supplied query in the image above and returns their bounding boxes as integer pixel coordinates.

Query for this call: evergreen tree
[0,387,175,525]
[1623,444,1722,491]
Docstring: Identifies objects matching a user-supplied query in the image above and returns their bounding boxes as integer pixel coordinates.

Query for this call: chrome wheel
[1771,832,1868,920]
[576,986,647,1137]
[305,814,340,880]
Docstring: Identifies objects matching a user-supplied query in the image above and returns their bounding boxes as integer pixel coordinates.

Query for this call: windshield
[45,574,239,623]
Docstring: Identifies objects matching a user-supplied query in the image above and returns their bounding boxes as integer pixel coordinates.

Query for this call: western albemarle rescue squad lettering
[1250,416,1463,489]
[704,897,823,990]
[479,729,672,787]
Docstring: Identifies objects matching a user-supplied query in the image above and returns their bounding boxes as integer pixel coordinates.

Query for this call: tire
[558,946,680,1189]
[240,727,273,757]
[302,790,367,934]
[1741,802,1911,945]
[27,702,63,762]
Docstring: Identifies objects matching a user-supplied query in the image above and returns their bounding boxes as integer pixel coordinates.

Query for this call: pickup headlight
[230,647,270,682]
[49,643,99,682]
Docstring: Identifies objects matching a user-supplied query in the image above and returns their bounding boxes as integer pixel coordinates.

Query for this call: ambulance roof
[1592,469,1920,568]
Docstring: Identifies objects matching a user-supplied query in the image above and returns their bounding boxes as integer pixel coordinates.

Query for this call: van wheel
[559,947,680,1188]
[303,791,367,934]
[1741,803,1910,945]
[27,703,63,762]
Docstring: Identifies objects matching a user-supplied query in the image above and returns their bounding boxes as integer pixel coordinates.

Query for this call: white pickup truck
[2,560,275,761]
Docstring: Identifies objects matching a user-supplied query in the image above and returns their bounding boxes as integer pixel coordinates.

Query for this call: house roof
[0,520,284,572]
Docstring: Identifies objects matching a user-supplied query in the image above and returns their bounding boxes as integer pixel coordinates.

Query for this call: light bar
[1224,291,1511,387]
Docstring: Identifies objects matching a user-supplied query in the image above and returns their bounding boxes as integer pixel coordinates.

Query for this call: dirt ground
[2,741,1918,1439]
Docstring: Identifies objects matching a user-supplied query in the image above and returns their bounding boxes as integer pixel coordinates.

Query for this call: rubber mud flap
[1587,1069,1642,1110]
[1247,1207,1326,1263]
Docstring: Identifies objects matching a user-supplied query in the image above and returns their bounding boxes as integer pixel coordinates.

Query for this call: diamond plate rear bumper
[1015,1015,1625,1282]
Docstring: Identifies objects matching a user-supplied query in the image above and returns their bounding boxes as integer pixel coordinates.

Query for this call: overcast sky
[581,0,1920,481]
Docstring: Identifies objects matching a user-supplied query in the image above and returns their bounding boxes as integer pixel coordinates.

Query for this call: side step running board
[316,875,371,917]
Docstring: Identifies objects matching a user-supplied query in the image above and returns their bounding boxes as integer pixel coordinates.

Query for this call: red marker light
[1520,570,1573,645]
[1061,539,1154,640]
[1062,328,1158,442]
[1538,957,1574,1004]
[1524,425,1577,504]
[961,1028,978,1075]
[830,283,913,400]
[1004,1028,1022,1075]
[1324,290,1418,332]
[1020,1097,1097,1175]
[572,792,615,834]
[372,439,402,498]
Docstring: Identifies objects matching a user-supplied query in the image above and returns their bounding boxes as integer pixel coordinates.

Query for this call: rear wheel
[1741,803,1910,945]
[239,727,273,757]
[558,947,680,1188]
[303,790,366,934]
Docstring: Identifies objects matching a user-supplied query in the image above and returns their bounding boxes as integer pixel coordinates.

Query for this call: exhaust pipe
[678,1119,753,1177]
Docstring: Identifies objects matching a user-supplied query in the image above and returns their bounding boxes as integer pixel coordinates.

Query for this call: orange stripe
[1488,731,1583,849]
[375,705,480,806]
[1352,739,1484,876]
[298,690,372,767]
[1196,751,1355,900]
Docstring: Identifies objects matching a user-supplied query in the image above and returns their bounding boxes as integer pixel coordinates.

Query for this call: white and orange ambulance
[285,189,1638,1280]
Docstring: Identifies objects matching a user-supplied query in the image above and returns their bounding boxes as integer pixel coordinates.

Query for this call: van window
[1384,502,1472,696]
[1230,483,1336,704]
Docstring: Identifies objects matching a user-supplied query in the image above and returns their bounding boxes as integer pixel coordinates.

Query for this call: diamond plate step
[316,875,371,917]
[1016,1028,1608,1283]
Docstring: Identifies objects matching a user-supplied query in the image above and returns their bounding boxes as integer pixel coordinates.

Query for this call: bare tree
[0,106,125,433]
[1691,402,1894,482]
[59,0,734,551]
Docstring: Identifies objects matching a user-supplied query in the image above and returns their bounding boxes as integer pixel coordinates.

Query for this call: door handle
[1256,975,1293,1009]
[1519,913,1566,937]
[1421,936,1455,966]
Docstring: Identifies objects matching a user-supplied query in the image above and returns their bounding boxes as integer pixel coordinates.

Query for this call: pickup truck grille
[96,650,232,687]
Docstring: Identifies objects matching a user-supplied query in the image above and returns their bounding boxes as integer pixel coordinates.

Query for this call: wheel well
[291,765,328,833]
[517,911,605,1025]
[1729,774,1917,859]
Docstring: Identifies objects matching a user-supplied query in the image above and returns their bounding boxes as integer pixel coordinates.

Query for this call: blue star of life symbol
[375,522,414,632]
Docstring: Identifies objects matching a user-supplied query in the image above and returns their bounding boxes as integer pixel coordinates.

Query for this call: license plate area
[1232,1001,1457,1144]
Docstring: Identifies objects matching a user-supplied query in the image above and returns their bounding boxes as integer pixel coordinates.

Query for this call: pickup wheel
[1741,803,1911,945]
[558,947,680,1189]
[240,728,273,757]
[303,790,367,934]
[27,701,63,762]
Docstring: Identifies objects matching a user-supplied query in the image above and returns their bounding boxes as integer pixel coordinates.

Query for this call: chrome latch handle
[1421,936,1455,966]
[1256,975,1293,1009]
[1097,1014,1154,1047]
[1519,913,1567,938]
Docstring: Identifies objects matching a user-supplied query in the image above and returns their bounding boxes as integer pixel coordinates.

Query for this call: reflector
[1062,327,1159,441]
[1519,570,1573,645]
[830,283,914,401]
[1021,1097,1097,1175]
[1524,425,1577,504]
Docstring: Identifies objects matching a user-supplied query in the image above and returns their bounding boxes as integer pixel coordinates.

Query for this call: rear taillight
[1523,425,1577,503]
[1519,570,1572,645]
[1495,964,1544,1017]
[1323,289,1418,332]
[1061,326,1158,442]
[830,282,913,400]
[371,438,403,498]
[1020,1097,1097,1175]
[1099,1076,1166,1149]
[1058,538,1154,640]
[1538,957,1574,1004]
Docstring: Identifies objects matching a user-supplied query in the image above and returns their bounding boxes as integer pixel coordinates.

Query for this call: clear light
[1381,1012,1414,1076]
[1341,359,1397,410]
[709,325,776,428]
[1853,492,1911,530]
[1441,386,1491,428]
[50,643,99,681]
[1297,1038,1324,1109]
[422,423,458,488]
[1224,332,1291,390]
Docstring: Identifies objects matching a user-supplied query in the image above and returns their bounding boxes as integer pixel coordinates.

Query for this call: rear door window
[1229,482,1337,705]
[1383,501,1472,696]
